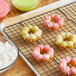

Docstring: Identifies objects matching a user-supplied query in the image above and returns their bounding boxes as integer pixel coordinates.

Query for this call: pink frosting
[54,15,61,19]
[45,16,51,21]
[54,15,64,26]
[53,23,59,29]
[0,0,10,19]
[38,45,44,52]
[71,58,76,63]
[64,56,71,63]
[59,57,76,75]
[43,54,50,60]
[59,59,70,75]
[50,14,55,18]
[43,45,54,56]
[44,14,64,29]
[70,67,76,74]
[32,45,54,61]
[32,47,42,61]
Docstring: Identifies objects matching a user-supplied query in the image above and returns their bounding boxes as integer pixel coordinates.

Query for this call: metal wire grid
[4,2,76,76]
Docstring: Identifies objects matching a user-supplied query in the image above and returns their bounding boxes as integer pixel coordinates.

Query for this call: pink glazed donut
[71,58,76,67]
[32,45,54,62]
[59,57,76,76]
[0,0,10,19]
[44,14,64,29]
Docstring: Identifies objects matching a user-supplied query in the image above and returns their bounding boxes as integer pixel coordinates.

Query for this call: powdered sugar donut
[32,45,54,62]
[59,57,76,76]
[44,14,64,29]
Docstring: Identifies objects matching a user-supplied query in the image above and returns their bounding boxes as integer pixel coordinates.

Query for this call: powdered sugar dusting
[0,41,17,69]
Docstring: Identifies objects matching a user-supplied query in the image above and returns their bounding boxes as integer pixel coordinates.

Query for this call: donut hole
[51,18,56,23]
[51,21,56,23]
[67,62,75,68]
[63,37,71,41]
[51,16,57,23]
[40,51,46,55]
[28,29,34,34]
[68,64,72,68]
[40,49,47,55]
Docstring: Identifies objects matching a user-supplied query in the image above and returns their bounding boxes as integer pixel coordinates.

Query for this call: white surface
[0,0,75,75]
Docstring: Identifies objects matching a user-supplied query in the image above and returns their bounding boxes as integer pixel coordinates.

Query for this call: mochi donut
[56,32,76,48]
[59,57,76,76]
[0,0,10,19]
[32,45,54,62]
[21,25,42,42]
[44,14,64,29]
[70,58,76,67]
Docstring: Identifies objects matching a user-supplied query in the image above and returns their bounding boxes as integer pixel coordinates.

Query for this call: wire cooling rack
[4,2,76,76]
